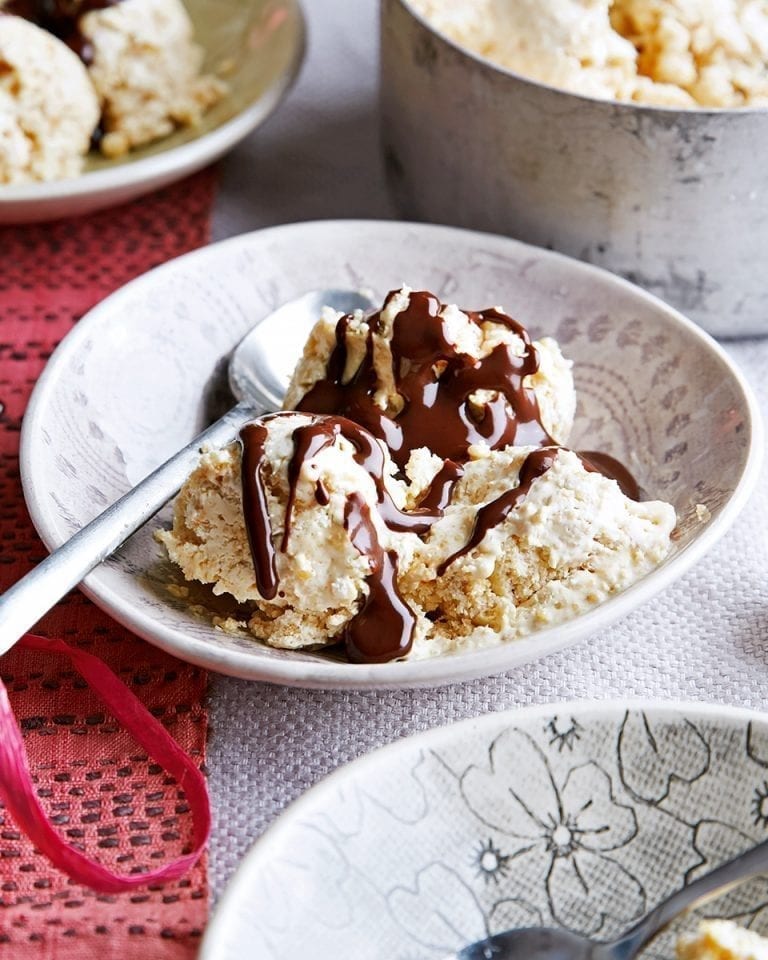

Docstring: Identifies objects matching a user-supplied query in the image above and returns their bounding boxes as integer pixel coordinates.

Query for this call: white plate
[0,0,305,224]
[199,699,768,960]
[20,220,762,689]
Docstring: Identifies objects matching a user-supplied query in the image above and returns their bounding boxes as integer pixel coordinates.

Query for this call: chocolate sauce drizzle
[341,494,415,664]
[239,422,279,601]
[578,450,640,501]
[4,0,123,64]
[296,290,553,468]
[437,447,561,575]
[239,414,464,663]
[280,416,454,549]
[240,291,643,665]
[413,459,464,513]
[433,447,643,575]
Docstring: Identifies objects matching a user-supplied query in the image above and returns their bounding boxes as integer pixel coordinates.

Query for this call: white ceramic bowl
[20,220,761,689]
[200,699,768,959]
[381,0,768,338]
[0,0,305,224]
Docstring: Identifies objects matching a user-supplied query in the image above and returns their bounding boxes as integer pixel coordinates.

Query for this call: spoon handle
[612,836,768,958]
[0,401,256,652]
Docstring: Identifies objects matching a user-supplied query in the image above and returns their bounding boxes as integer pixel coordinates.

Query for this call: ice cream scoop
[0,0,226,178]
[80,0,226,158]
[0,15,100,183]
[285,285,576,466]
[0,288,375,650]
[160,411,440,662]
[160,287,674,664]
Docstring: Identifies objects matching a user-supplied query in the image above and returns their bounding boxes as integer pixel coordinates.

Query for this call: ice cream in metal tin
[409,0,768,108]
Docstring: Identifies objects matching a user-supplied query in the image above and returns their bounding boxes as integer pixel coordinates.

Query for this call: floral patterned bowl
[200,701,768,959]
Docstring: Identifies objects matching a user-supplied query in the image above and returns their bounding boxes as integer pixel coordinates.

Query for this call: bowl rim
[390,0,768,117]
[0,0,307,208]
[19,219,765,691]
[199,696,768,958]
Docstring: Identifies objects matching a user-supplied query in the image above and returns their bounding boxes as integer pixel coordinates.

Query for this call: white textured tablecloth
[207,0,768,898]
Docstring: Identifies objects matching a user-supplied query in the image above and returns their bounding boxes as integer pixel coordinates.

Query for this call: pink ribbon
[0,635,210,892]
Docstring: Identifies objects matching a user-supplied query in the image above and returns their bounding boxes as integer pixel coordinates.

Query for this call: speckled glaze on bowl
[19,221,761,690]
[381,0,768,338]
[200,700,768,959]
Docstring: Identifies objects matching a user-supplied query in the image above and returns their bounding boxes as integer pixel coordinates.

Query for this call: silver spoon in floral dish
[448,836,768,959]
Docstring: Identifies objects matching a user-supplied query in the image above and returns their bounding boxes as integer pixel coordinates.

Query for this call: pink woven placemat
[0,170,216,958]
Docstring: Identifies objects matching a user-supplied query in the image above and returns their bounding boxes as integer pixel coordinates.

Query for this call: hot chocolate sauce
[280,416,453,548]
[239,414,464,664]
[413,459,464,512]
[239,422,278,601]
[240,291,643,664]
[341,494,415,663]
[578,450,640,501]
[438,447,560,574]
[296,291,553,468]
[314,479,330,506]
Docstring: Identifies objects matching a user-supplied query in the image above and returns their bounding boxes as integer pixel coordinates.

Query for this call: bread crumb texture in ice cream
[678,920,768,959]
[409,0,768,107]
[81,0,226,159]
[0,17,99,184]
[158,287,676,664]
[0,0,225,183]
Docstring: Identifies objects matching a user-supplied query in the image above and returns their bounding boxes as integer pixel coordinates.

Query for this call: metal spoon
[0,288,374,650]
[451,835,768,959]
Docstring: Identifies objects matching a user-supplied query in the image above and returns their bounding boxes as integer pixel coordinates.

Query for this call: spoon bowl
[229,288,374,408]
[0,288,374,649]
[454,927,606,960]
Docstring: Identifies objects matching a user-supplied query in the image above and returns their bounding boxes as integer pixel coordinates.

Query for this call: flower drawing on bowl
[459,727,645,936]
[751,782,768,829]
[259,822,355,933]
[618,710,710,805]
[546,716,583,752]
[388,862,542,956]
[474,838,512,885]
[747,721,768,772]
